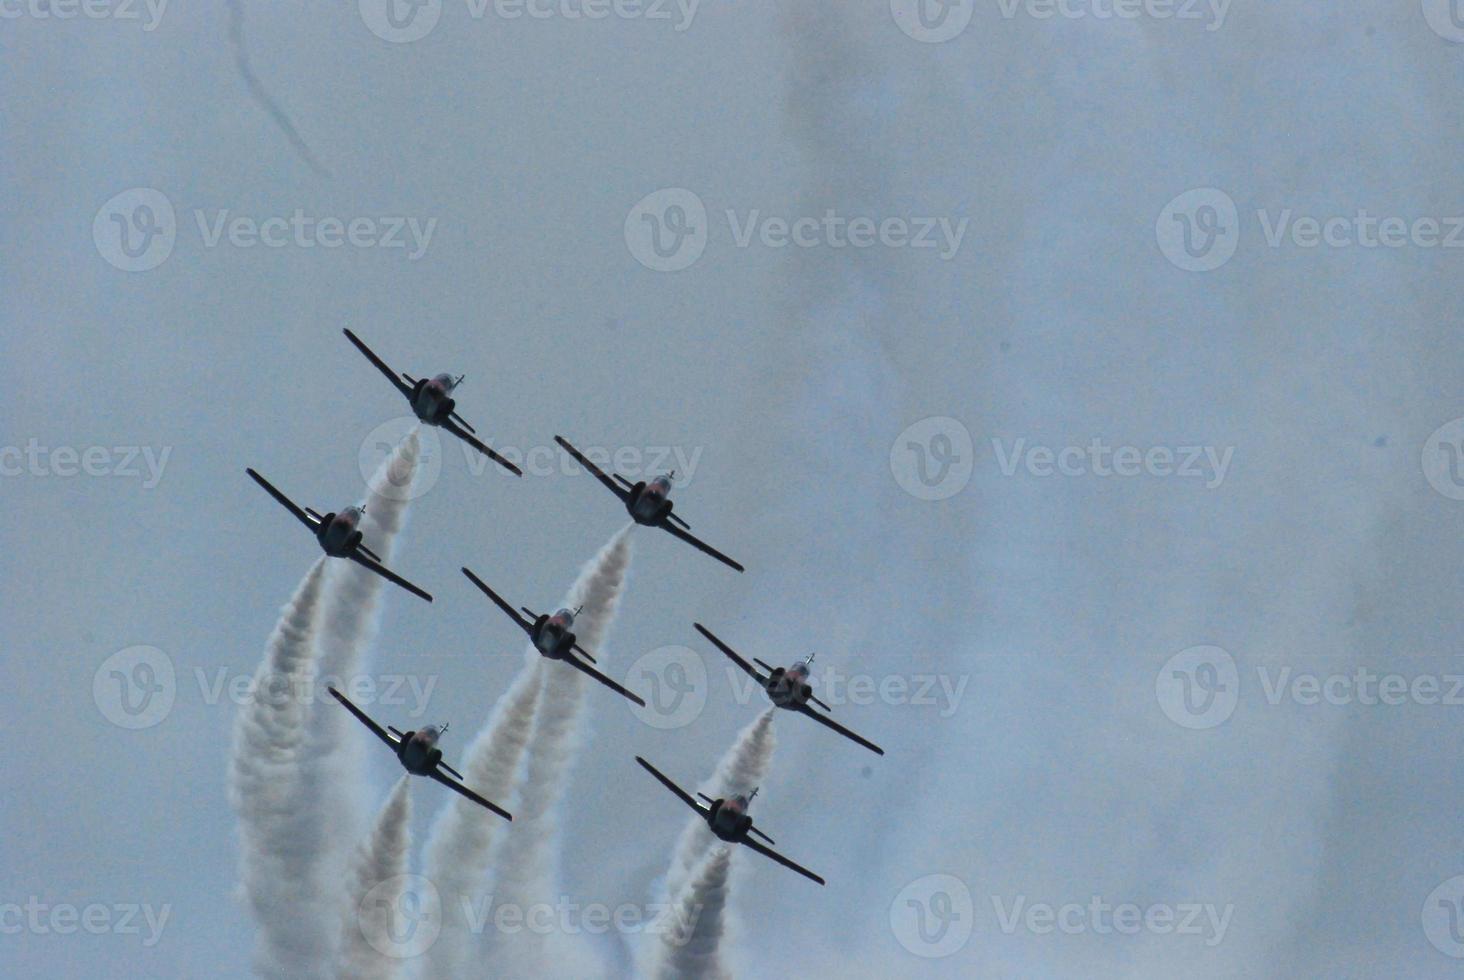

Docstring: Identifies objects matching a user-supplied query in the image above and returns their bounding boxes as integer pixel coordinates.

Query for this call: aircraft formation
[245,328,885,885]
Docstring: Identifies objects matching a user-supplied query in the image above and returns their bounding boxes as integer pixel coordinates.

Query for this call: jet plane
[460,567,647,707]
[635,756,824,886]
[328,687,511,821]
[695,623,885,756]
[553,435,743,572]
[246,468,433,603]
[343,328,522,477]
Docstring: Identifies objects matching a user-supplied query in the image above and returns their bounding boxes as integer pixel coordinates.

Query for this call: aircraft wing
[429,767,513,822]
[441,417,523,477]
[554,436,630,502]
[347,550,433,603]
[693,624,767,686]
[661,521,745,573]
[343,328,412,397]
[564,652,647,707]
[460,568,534,635]
[741,836,826,886]
[635,756,707,817]
[328,687,400,750]
[794,702,885,756]
[246,468,318,532]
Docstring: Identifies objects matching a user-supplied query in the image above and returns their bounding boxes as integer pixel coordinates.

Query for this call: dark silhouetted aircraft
[246,468,432,603]
[695,623,884,756]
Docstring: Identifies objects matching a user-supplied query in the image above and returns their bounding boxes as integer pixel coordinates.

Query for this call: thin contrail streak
[227,559,332,979]
[337,777,412,980]
[225,0,332,178]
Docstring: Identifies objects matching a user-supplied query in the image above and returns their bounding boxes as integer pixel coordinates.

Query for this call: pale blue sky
[6,2,1464,977]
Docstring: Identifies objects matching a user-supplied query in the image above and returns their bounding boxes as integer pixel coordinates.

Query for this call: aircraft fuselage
[706,795,754,842]
[397,726,443,775]
[316,506,364,557]
[766,661,813,709]
[533,609,577,659]
[410,373,458,425]
[626,474,674,526]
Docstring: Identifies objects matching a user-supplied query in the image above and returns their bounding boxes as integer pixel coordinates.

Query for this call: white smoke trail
[227,559,332,979]
[479,526,635,974]
[663,709,776,903]
[337,777,412,980]
[308,430,422,904]
[418,651,544,980]
[652,849,733,980]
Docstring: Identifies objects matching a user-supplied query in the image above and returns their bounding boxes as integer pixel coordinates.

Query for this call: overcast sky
[7,1,1464,977]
